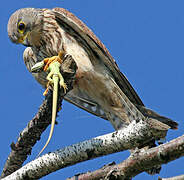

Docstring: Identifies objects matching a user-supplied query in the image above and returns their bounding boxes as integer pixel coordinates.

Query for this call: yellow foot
[43,51,64,72]
[43,50,68,95]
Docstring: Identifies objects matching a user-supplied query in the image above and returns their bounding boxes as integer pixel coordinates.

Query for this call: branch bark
[67,134,184,180]
[2,120,182,180]
[1,55,77,179]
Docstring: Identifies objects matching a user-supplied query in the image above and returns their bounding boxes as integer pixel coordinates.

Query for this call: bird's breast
[63,38,122,110]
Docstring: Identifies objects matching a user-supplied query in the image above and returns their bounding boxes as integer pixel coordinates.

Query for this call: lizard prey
[31,51,67,156]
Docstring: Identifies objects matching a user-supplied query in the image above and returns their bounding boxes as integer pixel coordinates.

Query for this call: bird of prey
[7,8,178,146]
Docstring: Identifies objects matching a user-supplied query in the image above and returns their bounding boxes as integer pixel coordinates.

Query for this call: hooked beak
[17,33,31,47]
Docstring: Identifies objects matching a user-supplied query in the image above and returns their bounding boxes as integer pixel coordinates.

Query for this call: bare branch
[1,119,179,180]
[1,55,77,179]
[67,135,184,180]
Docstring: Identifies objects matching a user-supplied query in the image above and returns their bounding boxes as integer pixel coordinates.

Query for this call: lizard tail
[37,75,59,157]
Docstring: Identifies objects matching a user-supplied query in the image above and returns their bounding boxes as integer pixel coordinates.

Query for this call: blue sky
[1,0,184,179]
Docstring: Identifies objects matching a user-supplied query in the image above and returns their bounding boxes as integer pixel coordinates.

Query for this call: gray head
[7,8,43,47]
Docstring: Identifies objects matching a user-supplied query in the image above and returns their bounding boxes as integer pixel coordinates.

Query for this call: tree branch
[1,55,77,179]
[1,119,179,180]
[67,134,184,180]
[1,55,181,180]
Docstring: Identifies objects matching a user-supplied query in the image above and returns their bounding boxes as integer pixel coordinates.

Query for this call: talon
[43,51,64,72]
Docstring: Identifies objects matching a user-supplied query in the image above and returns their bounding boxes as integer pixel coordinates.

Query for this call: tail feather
[136,105,178,130]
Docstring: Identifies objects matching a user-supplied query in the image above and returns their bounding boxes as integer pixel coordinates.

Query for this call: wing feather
[65,91,108,120]
[52,7,144,106]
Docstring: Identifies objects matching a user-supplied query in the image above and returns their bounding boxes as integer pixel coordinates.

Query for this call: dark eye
[18,23,25,31]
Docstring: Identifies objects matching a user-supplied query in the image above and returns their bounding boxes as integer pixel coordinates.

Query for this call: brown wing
[23,47,109,120]
[52,7,144,107]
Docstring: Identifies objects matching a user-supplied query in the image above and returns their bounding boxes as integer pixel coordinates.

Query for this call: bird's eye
[18,23,25,30]
[18,21,26,33]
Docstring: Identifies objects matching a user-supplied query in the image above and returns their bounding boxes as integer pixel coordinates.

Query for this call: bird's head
[7,8,43,47]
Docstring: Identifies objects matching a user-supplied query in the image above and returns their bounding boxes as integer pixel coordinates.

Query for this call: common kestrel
[7,8,178,142]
